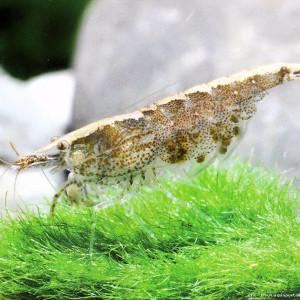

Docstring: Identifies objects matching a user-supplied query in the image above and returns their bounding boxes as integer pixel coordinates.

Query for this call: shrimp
[8,63,300,217]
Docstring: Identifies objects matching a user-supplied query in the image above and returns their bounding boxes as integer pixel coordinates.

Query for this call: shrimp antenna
[42,168,57,191]
[0,157,12,166]
[7,141,22,201]
[0,164,10,182]
[122,80,179,113]
[0,152,13,182]
[0,140,16,184]
[9,141,21,158]
[13,168,21,201]
[0,157,13,202]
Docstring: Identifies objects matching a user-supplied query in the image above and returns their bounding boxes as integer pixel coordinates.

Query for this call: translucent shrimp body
[10,63,300,215]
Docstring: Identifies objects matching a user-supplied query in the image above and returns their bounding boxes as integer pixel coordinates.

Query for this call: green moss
[0,158,299,299]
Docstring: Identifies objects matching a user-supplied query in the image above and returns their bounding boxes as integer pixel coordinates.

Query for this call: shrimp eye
[57,140,70,151]
[50,136,60,143]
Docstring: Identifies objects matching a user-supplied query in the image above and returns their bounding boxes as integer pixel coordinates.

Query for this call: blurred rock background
[0,0,299,211]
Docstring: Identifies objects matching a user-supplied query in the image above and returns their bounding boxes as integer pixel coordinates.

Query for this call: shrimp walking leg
[152,168,212,222]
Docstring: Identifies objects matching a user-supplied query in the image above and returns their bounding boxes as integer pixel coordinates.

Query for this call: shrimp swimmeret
[5,63,300,216]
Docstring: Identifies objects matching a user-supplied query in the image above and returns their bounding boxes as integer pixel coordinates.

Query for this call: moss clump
[0,159,299,299]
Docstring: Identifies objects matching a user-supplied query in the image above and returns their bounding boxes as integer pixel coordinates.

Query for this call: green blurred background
[0,0,92,80]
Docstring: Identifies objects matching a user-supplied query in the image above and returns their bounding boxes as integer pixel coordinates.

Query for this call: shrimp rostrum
[10,63,300,216]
